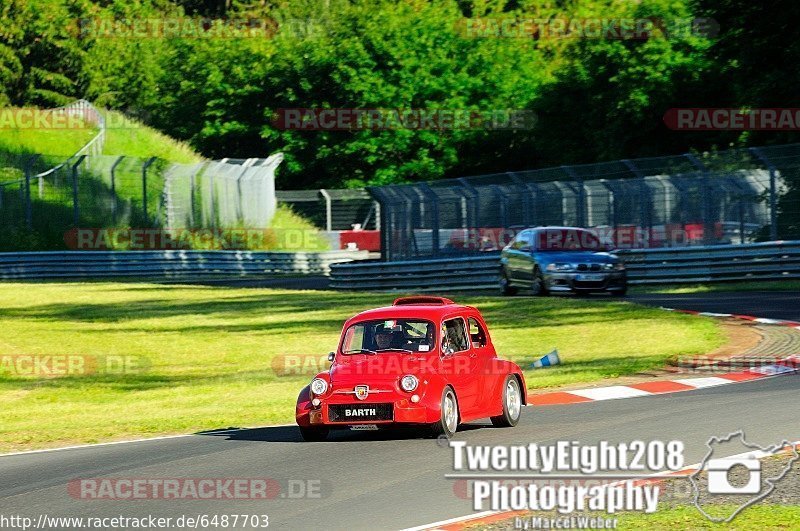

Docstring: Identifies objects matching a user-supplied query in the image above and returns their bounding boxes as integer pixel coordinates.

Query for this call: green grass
[0,283,723,452]
[611,505,800,529]
[632,280,800,294]
[478,506,800,530]
[100,110,202,163]
[0,107,201,163]
[267,205,331,251]
[0,109,98,157]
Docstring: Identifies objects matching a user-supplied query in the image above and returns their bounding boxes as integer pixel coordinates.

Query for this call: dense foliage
[1,0,798,189]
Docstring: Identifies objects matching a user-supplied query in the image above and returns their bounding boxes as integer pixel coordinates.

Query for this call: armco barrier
[0,250,369,280]
[619,240,800,284]
[329,241,800,291]
[329,255,500,291]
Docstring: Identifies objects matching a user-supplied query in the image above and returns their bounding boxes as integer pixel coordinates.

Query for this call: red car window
[441,318,469,354]
[468,317,487,348]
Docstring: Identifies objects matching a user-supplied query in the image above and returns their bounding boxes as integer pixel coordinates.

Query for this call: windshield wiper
[343,349,378,355]
[376,348,414,353]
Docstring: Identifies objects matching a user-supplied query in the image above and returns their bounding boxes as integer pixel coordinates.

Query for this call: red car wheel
[431,387,459,439]
[491,375,522,427]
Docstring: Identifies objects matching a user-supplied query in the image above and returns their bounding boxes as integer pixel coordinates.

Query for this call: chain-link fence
[369,144,800,261]
[0,153,281,251]
[276,188,378,231]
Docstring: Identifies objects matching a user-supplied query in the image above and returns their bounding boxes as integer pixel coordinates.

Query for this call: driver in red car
[375,327,400,350]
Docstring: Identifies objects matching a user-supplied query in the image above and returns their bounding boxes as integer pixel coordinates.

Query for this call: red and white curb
[661,307,800,329]
[404,442,800,531]
[529,308,800,406]
[529,361,798,406]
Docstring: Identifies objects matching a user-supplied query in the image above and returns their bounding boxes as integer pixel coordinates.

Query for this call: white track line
[750,365,796,375]
[0,424,295,458]
[673,377,736,388]
[568,386,652,401]
[402,511,501,531]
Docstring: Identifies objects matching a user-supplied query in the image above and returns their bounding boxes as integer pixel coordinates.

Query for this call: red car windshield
[535,228,607,251]
[341,319,435,354]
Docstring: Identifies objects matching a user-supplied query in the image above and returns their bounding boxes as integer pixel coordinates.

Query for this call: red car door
[439,316,479,418]
[466,314,497,418]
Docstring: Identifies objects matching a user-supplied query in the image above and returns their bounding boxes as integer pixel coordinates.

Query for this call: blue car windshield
[535,229,607,251]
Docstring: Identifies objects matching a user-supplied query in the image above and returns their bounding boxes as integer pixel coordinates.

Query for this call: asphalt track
[0,291,797,530]
[0,376,797,529]
[629,291,800,321]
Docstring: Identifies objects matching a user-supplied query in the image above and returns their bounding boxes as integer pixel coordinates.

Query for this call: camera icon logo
[706,457,761,494]
[690,430,799,523]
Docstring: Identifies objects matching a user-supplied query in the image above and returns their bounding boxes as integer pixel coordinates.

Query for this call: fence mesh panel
[369,144,800,261]
[276,188,378,231]
[0,154,280,251]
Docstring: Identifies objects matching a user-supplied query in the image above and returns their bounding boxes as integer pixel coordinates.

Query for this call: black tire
[531,266,548,296]
[299,426,329,442]
[491,375,523,428]
[610,287,628,297]
[500,268,518,296]
[430,387,459,439]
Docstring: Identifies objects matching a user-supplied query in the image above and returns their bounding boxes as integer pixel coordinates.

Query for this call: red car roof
[344,297,475,324]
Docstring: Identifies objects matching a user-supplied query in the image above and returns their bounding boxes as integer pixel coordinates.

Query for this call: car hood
[329,353,438,384]
[535,251,617,264]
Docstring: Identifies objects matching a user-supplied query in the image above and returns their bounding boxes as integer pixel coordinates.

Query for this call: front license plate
[349,424,379,431]
[328,403,393,422]
[577,274,604,281]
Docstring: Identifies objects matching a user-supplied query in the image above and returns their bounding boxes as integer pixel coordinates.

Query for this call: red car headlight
[310,378,328,396]
[400,375,419,392]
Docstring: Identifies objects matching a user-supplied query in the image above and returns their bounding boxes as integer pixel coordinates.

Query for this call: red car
[295,296,527,441]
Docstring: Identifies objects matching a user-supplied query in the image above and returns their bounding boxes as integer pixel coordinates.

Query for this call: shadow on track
[196,422,491,444]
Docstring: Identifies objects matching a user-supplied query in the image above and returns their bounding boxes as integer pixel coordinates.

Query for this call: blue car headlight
[546,263,574,272]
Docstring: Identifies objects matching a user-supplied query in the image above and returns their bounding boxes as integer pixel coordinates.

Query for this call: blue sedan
[499,226,627,296]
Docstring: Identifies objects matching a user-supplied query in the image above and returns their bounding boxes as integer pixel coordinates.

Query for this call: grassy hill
[0,106,326,251]
[0,108,201,163]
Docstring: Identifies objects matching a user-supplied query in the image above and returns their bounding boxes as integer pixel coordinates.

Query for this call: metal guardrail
[329,241,800,291]
[0,250,369,280]
[330,255,500,291]
[618,240,800,284]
